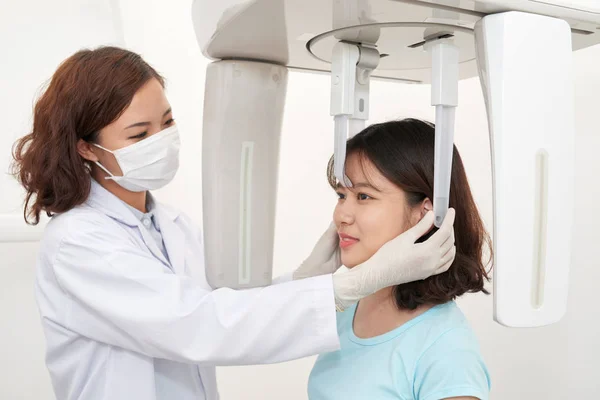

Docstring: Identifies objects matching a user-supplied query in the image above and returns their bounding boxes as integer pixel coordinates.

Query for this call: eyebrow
[125,108,172,129]
[336,182,381,191]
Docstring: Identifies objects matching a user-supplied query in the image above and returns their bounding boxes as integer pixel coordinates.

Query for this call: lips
[338,233,359,249]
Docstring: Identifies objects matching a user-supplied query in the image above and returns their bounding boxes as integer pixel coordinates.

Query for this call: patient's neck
[352,287,434,339]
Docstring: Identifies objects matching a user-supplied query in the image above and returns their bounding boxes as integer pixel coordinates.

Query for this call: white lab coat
[35,180,340,400]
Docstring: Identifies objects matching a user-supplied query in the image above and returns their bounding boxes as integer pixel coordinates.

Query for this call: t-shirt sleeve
[413,327,491,400]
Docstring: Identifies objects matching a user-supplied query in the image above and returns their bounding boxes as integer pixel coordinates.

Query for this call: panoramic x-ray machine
[192,0,600,327]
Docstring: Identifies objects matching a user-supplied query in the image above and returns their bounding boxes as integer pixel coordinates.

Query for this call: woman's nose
[334,202,355,226]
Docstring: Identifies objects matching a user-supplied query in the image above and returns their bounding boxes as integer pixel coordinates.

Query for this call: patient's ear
[420,198,433,218]
[411,198,435,243]
[409,198,434,228]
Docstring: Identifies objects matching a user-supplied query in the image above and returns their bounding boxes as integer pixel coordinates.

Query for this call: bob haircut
[328,118,492,310]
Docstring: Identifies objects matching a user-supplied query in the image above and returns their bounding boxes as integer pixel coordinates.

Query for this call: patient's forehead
[344,153,403,196]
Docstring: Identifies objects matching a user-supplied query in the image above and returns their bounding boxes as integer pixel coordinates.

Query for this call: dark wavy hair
[12,46,164,224]
[328,118,492,310]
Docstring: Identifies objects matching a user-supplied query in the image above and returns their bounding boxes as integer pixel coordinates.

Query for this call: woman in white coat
[12,46,457,400]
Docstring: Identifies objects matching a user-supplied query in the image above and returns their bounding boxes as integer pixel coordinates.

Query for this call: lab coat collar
[87,180,185,275]
[87,180,139,227]
[87,180,180,226]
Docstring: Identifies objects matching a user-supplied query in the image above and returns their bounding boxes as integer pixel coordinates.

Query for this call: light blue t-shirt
[308,301,490,400]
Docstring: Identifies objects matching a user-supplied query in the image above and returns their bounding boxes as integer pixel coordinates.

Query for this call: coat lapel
[86,180,173,269]
[153,203,186,276]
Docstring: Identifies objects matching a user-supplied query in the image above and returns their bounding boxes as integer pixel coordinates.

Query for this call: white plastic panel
[202,60,288,289]
[475,11,575,327]
[192,0,289,64]
[533,0,600,14]
[193,0,600,83]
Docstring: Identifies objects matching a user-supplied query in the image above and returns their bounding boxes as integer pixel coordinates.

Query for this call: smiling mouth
[339,233,359,249]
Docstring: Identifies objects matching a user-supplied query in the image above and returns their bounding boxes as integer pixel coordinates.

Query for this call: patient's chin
[341,255,358,269]
[341,252,373,269]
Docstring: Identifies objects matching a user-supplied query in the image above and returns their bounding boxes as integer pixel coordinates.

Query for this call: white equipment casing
[193,0,599,326]
[202,60,288,289]
[475,12,575,327]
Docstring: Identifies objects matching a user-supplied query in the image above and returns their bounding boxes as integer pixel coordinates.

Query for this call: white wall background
[0,1,125,399]
[1,0,599,399]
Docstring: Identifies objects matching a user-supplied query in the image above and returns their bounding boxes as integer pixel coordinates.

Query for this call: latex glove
[333,209,456,312]
[293,222,342,280]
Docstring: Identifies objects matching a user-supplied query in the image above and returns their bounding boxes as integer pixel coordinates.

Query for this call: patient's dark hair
[327,118,492,310]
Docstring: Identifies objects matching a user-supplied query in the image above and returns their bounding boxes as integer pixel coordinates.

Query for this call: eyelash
[131,131,147,140]
[129,119,175,140]
[336,192,372,201]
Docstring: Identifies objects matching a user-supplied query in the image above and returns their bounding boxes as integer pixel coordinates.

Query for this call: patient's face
[334,154,420,268]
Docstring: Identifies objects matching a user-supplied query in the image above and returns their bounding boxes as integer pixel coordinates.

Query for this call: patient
[308,119,492,400]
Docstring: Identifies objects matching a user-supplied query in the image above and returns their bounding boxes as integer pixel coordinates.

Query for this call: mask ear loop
[90,143,117,180]
[94,161,116,179]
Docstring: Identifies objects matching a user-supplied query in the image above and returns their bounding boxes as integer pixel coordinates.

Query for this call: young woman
[308,119,492,400]
[11,47,457,400]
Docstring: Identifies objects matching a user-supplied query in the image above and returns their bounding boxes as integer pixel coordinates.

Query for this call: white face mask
[92,125,180,192]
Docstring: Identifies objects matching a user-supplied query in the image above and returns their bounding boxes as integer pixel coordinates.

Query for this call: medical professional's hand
[332,209,456,312]
[293,222,342,280]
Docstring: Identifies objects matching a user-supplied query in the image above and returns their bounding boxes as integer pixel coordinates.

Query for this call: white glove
[332,209,457,312]
[293,222,342,280]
